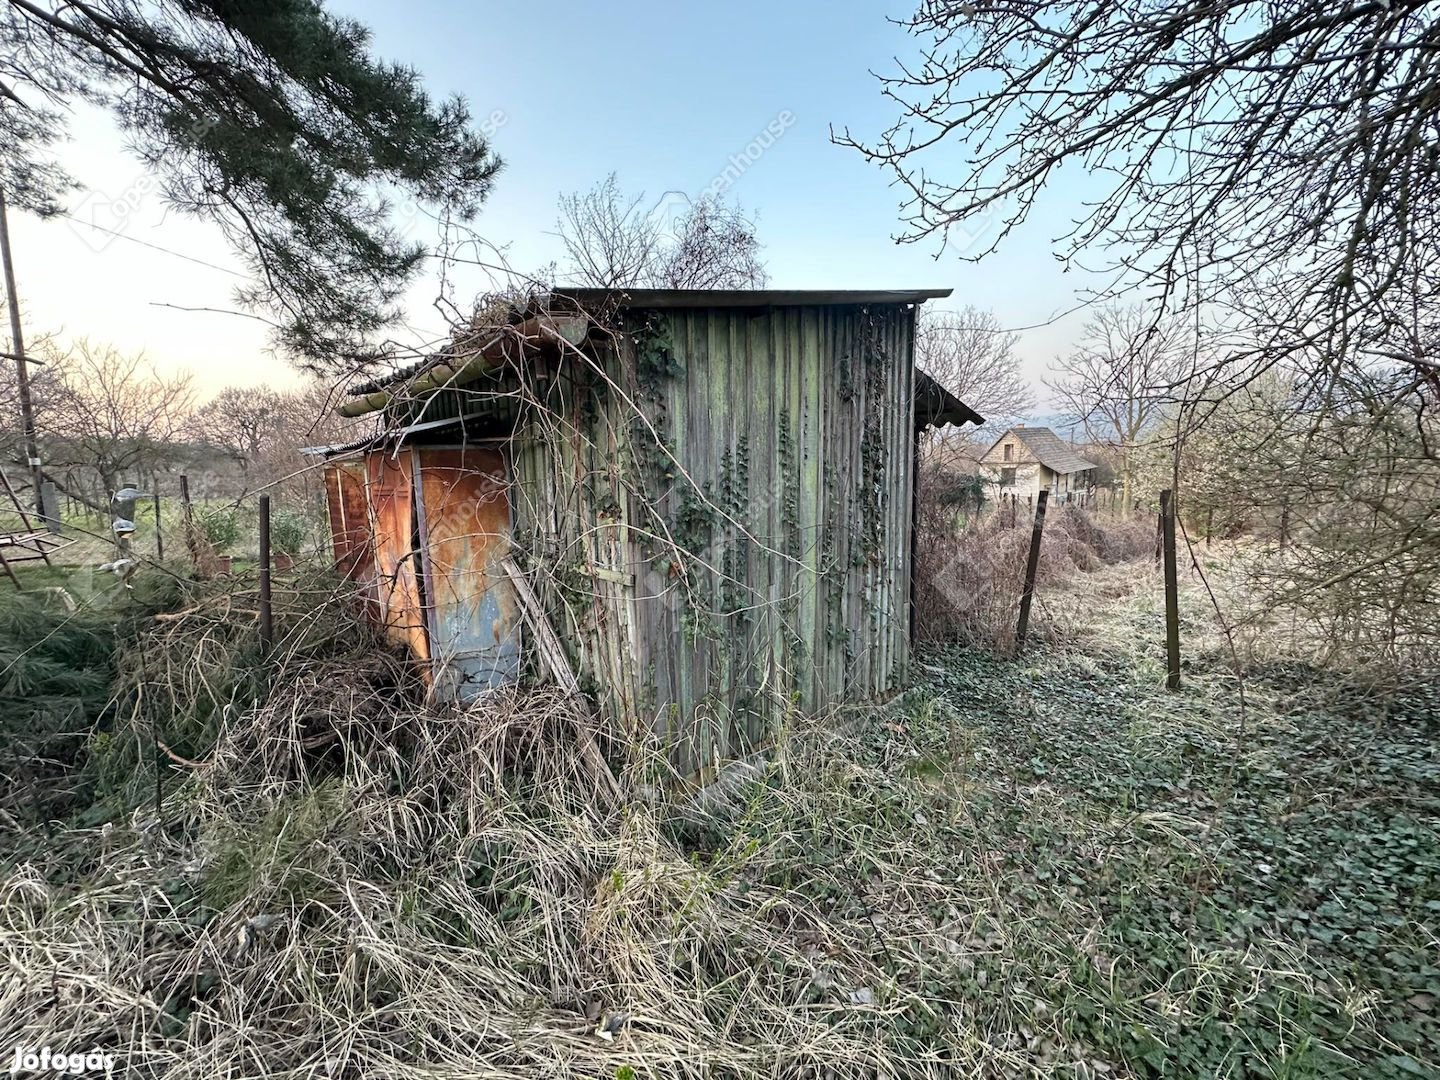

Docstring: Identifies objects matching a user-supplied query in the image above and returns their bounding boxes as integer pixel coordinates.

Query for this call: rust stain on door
[323,460,376,604]
[367,451,430,661]
[414,447,519,699]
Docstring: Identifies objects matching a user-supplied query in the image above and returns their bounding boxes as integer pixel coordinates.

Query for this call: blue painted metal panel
[414,447,520,700]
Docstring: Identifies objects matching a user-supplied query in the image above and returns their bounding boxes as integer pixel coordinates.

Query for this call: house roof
[344,289,953,402]
[982,426,1097,474]
[339,289,974,422]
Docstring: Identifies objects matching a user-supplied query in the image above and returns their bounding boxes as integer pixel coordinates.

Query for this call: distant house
[979,425,1098,502]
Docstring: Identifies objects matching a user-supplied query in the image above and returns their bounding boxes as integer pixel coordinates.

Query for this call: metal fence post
[179,474,200,572]
[1160,489,1181,690]
[153,491,164,560]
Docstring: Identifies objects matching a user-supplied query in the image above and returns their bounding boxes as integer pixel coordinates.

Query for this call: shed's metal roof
[342,289,956,406]
[915,370,985,429]
[983,426,1097,473]
[559,287,953,309]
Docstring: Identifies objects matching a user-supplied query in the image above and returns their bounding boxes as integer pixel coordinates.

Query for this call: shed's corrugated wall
[621,303,918,776]
[438,302,919,780]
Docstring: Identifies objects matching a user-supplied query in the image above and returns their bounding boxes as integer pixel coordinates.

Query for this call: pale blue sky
[7,1,1101,399]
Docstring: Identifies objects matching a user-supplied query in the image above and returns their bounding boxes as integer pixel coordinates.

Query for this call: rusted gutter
[338,314,591,418]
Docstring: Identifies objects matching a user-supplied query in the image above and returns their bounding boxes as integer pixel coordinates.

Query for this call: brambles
[911,497,1152,650]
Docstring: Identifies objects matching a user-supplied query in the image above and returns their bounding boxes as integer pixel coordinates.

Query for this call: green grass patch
[893,646,1440,1078]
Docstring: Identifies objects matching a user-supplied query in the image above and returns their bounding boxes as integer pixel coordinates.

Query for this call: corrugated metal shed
[321,288,981,780]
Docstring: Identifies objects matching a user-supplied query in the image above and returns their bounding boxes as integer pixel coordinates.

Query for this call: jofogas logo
[9,1047,114,1076]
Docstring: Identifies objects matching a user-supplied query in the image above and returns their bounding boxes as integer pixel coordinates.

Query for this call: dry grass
[0,677,1025,1076]
[1,547,1431,1078]
[913,498,1153,651]
[2,579,994,1077]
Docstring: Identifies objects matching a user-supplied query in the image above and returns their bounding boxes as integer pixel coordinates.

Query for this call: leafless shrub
[913,488,1152,651]
[557,173,766,290]
[1150,361,1440,670]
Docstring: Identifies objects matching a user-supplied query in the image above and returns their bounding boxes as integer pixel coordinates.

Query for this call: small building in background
[980,425,1097,503]
[313,288,982,781]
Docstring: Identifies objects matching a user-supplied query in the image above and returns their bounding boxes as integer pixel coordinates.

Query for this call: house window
[1003,443,1013,462]
[1001,467,1016,486]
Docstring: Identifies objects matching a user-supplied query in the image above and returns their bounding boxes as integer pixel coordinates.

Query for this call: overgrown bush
[1137,364,1440,670]
[0,573,180,835]
[912,486,1152,650]
[194,505,241,551]
[268,508,309,555]
[92,572,394,812]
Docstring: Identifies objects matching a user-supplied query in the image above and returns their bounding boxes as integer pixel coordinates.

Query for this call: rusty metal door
[367,451,430,661]
[323,459,376,604]
[413,447,520,699]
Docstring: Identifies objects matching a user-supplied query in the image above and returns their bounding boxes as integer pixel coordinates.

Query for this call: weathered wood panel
[398,301,924,781]
[611,303,918,776]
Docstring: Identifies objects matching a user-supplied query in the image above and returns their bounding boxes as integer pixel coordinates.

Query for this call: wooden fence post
[153,491,164,560]
[1154,503,1164,566]
[178,473,200,572]
[1205,506,1213,549]
[258,494,274,657]
[1015,490,1049,652]
[1160,488,1181,690]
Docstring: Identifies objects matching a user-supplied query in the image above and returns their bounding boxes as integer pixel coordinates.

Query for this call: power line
[55,212,244,277]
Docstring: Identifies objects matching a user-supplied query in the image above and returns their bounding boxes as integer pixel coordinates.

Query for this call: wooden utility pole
[1014,490,1049,652]
[0,186,44,516]
[1160,489,1181,690]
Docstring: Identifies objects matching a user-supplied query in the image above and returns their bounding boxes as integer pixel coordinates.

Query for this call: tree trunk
[1119,445,1133,518]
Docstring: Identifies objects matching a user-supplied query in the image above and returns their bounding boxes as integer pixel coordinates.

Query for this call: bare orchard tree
[188,380,364,502]
[836,2,1440,393]
[40,340,195,499]
[191,386,298,474]
[1046,306,1193,513]
[916,305,1033,439]
[557,174,767,290]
